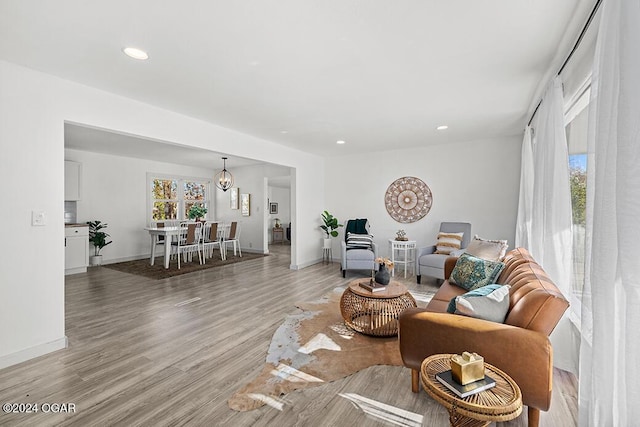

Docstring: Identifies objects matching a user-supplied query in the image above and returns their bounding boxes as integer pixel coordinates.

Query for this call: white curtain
[516,77,573,298]
[515,126,533,249]
[579,0,640,425]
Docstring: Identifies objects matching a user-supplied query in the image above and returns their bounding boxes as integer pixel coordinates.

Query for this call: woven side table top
[340,279,417,336]
[421,354,522,427]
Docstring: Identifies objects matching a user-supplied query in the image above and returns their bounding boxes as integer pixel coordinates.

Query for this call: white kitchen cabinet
[64,160,81,201]
[65,225,89,275]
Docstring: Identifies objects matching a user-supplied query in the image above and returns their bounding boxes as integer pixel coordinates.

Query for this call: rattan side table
[340,279,417,336]
[421,354,522,427]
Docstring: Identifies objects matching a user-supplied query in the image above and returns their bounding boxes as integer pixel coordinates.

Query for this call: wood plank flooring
[0,244,577,426]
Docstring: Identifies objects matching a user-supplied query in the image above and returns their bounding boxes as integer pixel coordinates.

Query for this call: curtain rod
[527,0,604,127]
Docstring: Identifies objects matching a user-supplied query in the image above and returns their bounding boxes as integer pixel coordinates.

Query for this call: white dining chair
[172,221,203,269]
[222,221,242,258]
[202,221,224,261]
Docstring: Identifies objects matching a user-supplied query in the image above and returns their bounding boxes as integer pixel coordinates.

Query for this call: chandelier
[215,156,234,192]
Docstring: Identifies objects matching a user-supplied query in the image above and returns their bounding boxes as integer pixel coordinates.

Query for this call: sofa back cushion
[498,249,569,335]
[437,247,569,336]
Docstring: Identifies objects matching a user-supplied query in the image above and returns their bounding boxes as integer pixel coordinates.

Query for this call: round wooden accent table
[340,279,417,336]
[421,354,522,427]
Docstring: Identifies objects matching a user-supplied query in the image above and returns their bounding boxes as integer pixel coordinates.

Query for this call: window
[148,174,212,222]
[564,85,590,326]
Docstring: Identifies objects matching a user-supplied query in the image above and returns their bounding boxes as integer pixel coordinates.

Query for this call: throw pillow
[346,232,374,250]
[447,284,511,323]
[449,253,505,291]
[465,235,509,261]
[434,232,464,255]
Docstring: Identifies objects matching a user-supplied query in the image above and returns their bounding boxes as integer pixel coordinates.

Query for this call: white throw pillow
[434,232,464,255]
[450,284,511,323]
[464,235,509,261]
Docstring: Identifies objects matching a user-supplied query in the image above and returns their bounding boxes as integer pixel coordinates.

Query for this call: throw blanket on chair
[345,219,369,240]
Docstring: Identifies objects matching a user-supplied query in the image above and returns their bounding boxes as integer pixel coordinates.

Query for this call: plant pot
[375,264,391,285]
[323,238,332,249]
[89,255,103,266]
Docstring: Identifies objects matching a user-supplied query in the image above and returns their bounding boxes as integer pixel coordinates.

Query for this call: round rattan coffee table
[340,279,417,336]
[421,354,522,427]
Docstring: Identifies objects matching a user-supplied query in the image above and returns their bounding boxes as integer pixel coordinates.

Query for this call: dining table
[144,226,181,269]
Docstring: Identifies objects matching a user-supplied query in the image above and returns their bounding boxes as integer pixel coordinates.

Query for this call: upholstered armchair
[416,222,471,284]
[341,219,378,278]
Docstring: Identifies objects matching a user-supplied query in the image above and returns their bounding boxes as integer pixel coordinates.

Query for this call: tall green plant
[87,220,112,256]
[320,210,343,238]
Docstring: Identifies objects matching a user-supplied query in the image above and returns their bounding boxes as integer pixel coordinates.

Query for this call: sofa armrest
[444,256,459,279]
[398,309,553,411]
[416,245,436,261]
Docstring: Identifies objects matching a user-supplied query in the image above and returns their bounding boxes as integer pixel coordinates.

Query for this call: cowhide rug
[228,286,433,411]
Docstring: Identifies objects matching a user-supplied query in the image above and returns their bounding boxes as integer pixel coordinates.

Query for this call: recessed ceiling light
[436,125,449,131]
[280,130,289,134]
[336,140,346,145]
[123,47,149,60]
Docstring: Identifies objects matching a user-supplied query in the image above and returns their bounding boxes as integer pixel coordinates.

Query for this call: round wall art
[384,176,433,223]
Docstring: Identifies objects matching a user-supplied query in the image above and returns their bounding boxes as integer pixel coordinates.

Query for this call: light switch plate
[32,210,47,226]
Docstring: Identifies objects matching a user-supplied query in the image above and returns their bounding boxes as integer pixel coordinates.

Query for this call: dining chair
[202,221,224,261]
[222,221,242,258]
[173,221,203,269]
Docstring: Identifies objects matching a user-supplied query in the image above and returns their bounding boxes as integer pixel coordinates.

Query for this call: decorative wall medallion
[384,176,433,223]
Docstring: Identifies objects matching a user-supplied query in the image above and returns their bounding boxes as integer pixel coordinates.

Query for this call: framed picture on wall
[230,188,239,209]
[269,202,278,214]
[241,193,250,216]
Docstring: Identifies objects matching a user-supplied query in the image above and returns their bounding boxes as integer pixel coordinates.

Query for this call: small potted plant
[320,210,343,249]
[187,204,208,221]
[87,220,112,266]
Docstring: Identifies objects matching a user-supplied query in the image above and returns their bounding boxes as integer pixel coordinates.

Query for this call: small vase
[375,263,390,285]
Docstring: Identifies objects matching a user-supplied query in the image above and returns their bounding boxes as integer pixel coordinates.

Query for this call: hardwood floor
[0,244,577,426]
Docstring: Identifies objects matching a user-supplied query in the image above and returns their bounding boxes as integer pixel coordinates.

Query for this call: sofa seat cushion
[425,281,467,312]
[345,248,375,261]
[449,253,505,291]
[418,253,449,269]
[447,284,511,323]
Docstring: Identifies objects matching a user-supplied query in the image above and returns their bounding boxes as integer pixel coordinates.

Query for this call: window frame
[147,172,213,225]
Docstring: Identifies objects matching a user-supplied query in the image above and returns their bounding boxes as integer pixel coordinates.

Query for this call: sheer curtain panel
[515,126,534,250]
[579,0,640,425]
[519,77,573,298]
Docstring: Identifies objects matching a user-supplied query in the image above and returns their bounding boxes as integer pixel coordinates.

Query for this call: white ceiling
[1,0,595,159]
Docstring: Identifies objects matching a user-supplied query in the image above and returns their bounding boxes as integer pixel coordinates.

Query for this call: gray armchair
[416,222,471,284]
[341,219,378,278]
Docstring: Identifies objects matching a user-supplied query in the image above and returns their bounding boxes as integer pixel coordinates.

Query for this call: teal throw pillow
[447,284,511,323]
[449,253,505,291]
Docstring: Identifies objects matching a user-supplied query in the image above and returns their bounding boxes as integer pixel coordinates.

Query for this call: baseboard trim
[0,336,68,370]
[291,257,324,270]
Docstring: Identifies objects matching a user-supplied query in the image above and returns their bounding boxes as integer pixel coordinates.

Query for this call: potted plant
[320,210,343,249]
[187,204,208,221]
[87,220,112,266]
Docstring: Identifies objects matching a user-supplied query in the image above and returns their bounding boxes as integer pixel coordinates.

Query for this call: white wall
[64,148,216,262]
[268,186,291,242]
[0,59,324,368]
[214,164,290,253]
[324,136,521,259]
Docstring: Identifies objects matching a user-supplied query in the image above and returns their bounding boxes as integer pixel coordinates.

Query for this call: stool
[322,247,332,264]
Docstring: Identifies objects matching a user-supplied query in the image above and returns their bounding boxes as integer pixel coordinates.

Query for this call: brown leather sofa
[399,248,569,427]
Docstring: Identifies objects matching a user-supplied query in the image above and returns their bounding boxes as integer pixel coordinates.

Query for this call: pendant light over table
[215,156,234,192]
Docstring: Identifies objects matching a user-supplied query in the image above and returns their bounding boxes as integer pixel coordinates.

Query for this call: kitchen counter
[65,223,88,228]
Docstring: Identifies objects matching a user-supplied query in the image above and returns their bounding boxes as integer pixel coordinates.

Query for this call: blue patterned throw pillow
[449,253,505,291]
